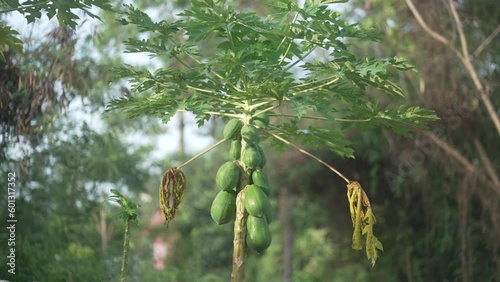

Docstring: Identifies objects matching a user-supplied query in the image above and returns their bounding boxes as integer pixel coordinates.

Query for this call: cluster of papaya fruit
[210,114,273,253]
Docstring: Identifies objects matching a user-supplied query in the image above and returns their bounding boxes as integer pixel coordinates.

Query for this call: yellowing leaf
[346,181,383,265]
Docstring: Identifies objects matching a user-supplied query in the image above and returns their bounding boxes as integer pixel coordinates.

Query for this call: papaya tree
[108,0,438,280]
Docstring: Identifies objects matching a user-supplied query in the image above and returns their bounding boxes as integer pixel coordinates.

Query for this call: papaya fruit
[242,145,262,169]
[252,169,271,196]
[215,161,240,191]
[241,124,259,144]
[246,215,272,253]
[256,144,267,168]
[244,184,272,222]
[223,119,243,140]
[252,113,269,128]
[229,139,241,160]
[210,190,236,225]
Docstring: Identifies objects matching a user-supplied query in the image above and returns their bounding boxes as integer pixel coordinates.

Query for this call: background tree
[0,2,162,281]
[337,0,500,280]
[2,0,496,281]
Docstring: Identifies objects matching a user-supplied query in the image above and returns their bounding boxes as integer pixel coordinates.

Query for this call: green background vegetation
[1,0,498,281]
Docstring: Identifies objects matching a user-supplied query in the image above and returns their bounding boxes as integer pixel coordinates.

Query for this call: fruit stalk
[231,186,248,282]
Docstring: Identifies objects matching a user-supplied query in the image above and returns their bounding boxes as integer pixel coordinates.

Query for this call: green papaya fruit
[246,215,272,253]
[229,139,241,160]
[215,161,240,191]
[252,169,271,196]
[244,185,272,222]
[210,190,236,225]
[256,144,267,168]
[252,113,269,128]
[242,145,262,169]
[241,124,259,144]
[223,119,243,140]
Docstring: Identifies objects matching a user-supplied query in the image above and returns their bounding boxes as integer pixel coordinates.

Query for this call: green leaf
[342,101,439,137]
[106,93,181,124]
[10,0,112,26]
[2,0,20,8]
[109,0,438,152]
[0,23,23,57]
[109,189,140,222]
[343,58,406,97]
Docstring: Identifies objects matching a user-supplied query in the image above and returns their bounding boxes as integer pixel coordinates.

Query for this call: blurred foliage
[0,0,498,281]
[342,0,500,281]
[0,115,153,280]
[0,27,97,154]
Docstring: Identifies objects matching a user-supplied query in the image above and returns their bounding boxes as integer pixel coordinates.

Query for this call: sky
[4,5,214,162]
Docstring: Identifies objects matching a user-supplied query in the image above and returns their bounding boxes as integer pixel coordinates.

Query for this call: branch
[405,0,500,136]
[269,113,328,120]
[291,77,340,96]
[176,109,243,119]
[473,24,500,57]
[404,0,463,59]
[446,0,500,136]
[420,130,500,195]
[278,11,300,65]
[473,138,500,186]
[248,99,276,111]
[447,0,470,60]
[269,113,373,123]
[420,130,475,172]
[177,138,227,169]
[263,127,350,183]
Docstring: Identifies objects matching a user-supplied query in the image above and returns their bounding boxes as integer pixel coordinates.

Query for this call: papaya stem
[178,138,227,169]
[252,103,281,118]
[268,113,373,123]
[120,217,131,282]
[203,111,244,118]
[176,109,243,119]
[247,99,276,111]
[231,187,248,282]
[268,113,329,120]
[262,127,350,183]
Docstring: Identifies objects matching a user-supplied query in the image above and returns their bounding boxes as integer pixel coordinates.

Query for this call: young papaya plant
[109,189,140,282]
[108,0,438,280]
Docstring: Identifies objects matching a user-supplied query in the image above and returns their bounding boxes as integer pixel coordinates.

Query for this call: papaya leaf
[109,189,140,223]
[347,181,382,265]
[13,0,112,27]
[0,23,23,57]
[110,0,434,137]
[106,93,181,124]
[1,0,19,8]
[362,209,383,266]
[348,182,363,250]
[343,102,439,137]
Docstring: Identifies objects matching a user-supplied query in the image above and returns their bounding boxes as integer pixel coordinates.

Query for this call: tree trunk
[280,186,294,282]
[231,188,248,282]
[100,201,108,254]
[178,111,185,156]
